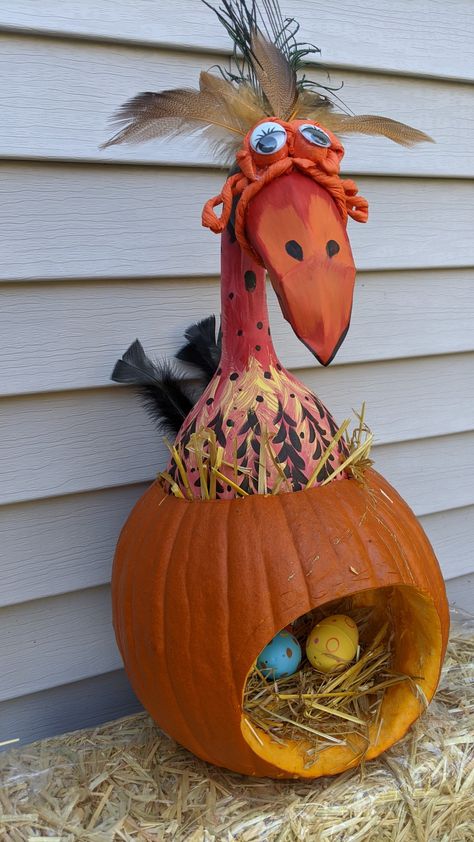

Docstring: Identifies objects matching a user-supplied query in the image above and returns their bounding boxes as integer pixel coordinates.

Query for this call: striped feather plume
[251,29,297,119]
[102,0,433,153]
[101,72,263,154]
[296,90,433,147]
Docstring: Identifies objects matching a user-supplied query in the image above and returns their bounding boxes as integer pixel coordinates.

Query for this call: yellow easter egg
[306,614,359,674]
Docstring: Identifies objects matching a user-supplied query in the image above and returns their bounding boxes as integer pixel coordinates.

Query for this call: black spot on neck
[244,270,257,291]
[286,240,304,261]
[326,240,340,258]
[226,165,242,241]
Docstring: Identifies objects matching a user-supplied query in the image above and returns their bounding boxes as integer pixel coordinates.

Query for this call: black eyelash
[256,126,285,140]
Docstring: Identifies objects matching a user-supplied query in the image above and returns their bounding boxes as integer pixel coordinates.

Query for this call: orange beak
[245,171,356,366]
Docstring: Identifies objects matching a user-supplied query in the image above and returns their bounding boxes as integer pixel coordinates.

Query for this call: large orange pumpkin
[112,468,449,778]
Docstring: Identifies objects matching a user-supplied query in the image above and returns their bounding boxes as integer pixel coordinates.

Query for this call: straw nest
[243,600,418,768]
[1,609,472,842]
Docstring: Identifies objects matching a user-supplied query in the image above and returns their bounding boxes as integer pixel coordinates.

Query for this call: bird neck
[219,229,279,371]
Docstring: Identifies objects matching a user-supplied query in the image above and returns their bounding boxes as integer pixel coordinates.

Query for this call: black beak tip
[302,324,351,368]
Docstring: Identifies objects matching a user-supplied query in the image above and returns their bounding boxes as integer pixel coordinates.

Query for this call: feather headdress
[103,0,432,158]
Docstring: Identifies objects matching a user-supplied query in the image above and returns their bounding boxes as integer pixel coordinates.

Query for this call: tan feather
[295,89,335,121]
[296,90,433,146]
[302,110,433,148]
[101,84,250,149]
[330,114,434,146]
[251,29,297,119]
[199,71,265,133]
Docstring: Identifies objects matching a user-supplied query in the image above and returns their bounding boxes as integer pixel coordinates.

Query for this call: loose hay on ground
[0,609,473,841]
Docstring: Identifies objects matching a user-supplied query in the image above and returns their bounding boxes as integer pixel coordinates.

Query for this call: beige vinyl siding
[0,1,473,745]
[2,274,474,395]
[1,35,473,177]
[1,167,473,280]
[1,1,473,80]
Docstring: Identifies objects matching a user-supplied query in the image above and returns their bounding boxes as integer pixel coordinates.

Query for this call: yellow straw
[305,418,351,489]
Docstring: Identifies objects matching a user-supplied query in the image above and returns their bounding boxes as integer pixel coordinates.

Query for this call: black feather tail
[175,315,222,383]
[112,339,194,436]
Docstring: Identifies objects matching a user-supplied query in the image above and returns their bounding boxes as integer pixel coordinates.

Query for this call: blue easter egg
[257,630,302,680]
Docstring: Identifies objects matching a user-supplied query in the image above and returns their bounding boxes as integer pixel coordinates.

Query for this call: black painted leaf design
[313,397,326,419]
[283,410,297,427]
[289,426,302,452]
[240,475,251,494]
[290,464,309,485]
[327,413,339,437]
[251,438,261,457]
[210,412,226,446]
[287,446,306,470]
[273,400,284,425]
[272,423,287,445]
[277,444,289,463]
[312,440,322,460]
[239,410,260,435]
[236,438,249,459]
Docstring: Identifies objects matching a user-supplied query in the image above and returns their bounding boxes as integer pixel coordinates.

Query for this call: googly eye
[250,121,288,155]
[299,124,332,148]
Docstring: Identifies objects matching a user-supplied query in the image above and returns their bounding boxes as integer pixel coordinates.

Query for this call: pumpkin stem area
[241,585,443,777]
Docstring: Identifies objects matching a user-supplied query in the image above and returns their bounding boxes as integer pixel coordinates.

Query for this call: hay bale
[1,609,472,841]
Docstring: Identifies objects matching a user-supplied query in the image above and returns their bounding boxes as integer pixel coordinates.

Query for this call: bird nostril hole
[326,240,340,258]
[285,240,304,261]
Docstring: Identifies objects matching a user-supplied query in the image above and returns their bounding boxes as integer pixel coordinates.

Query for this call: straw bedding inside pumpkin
[243,598,417,767]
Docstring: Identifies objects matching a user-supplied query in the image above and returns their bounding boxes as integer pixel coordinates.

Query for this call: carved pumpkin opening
[241,585,442,777]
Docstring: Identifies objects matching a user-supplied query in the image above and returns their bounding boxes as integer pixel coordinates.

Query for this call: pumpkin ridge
[277,492,315,612]
[116,495,161,696]
[190,494,245,764]
[371,475,435,587]
[222,499,240,706]
[131,489,208,759]
[172,495,208,750]
[369,481,418,587]
[162,495,217,761]
[333,481,377,572]
[114,488,154,659]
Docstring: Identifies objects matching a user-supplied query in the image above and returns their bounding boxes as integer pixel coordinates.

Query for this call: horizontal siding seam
[0,23,473,84]
[0,265,472,288]
[1,153,473,181]
[3,264,474,285]
[0,429,471,510]
[1,566,468,691]
[1,158,474,184]
[1,347,474,398]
